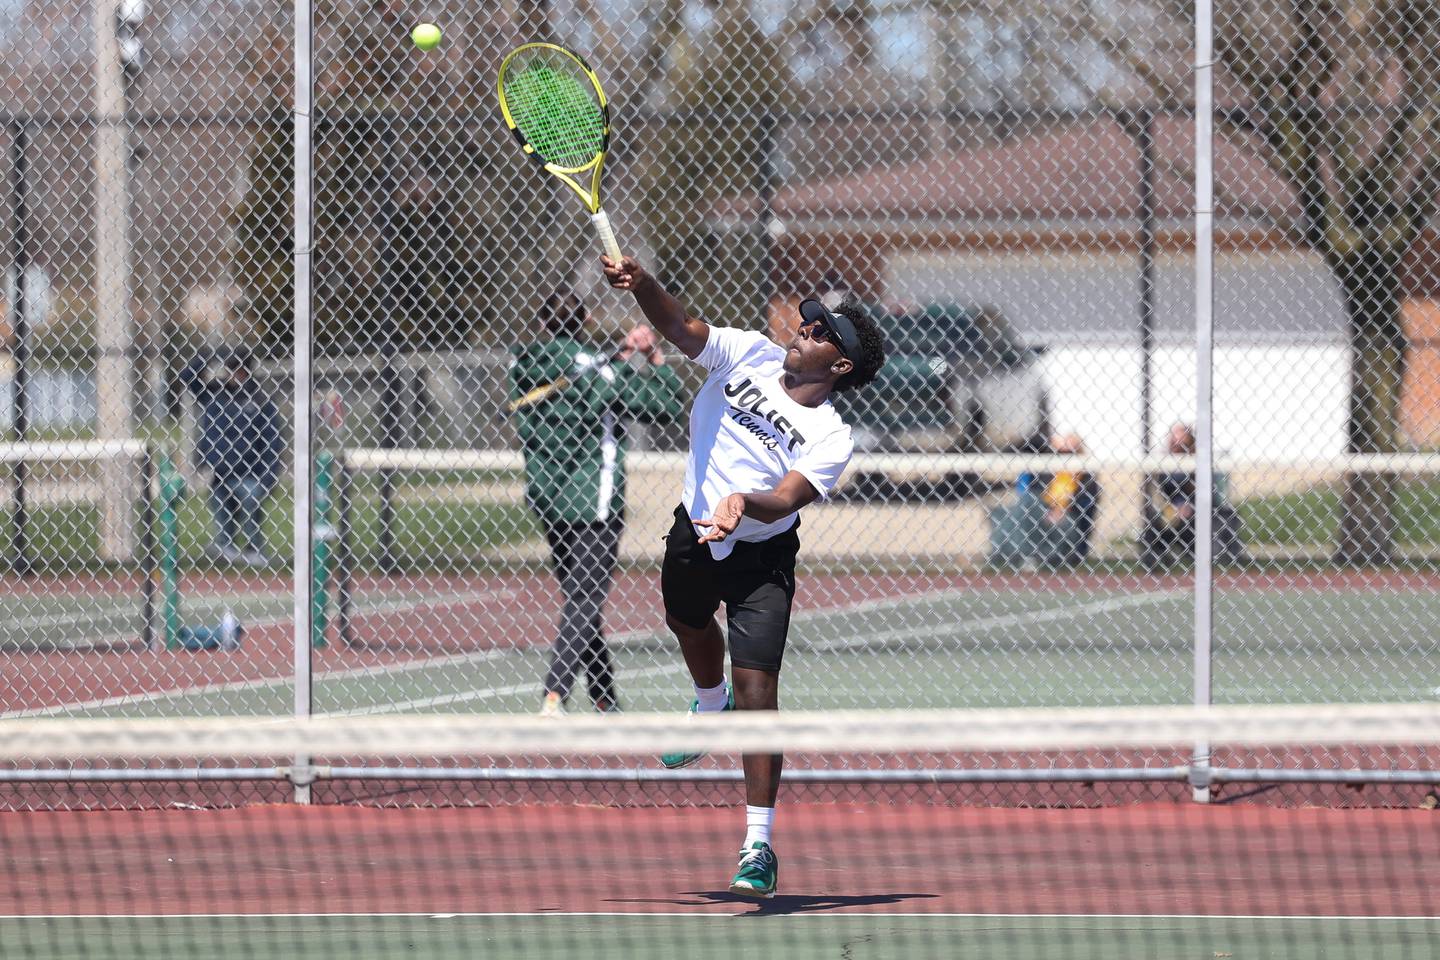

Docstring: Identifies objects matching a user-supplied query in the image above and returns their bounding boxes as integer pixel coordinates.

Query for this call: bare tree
[640,3,791,326]
[1220,0,1440,562]
[1053,0,1437,563]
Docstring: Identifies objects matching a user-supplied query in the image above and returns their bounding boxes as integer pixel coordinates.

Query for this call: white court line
[325,592,1179,719]
[0,912,1433,921]
[1,586,521,658]
[10,587,1176,720]
[798,590,1180,651]
[4,586,973,718]
[0,590,520,719]
[318,588,1103,717]
[0,592,285,635]
[319,662,688,717]
[0,581,936,637]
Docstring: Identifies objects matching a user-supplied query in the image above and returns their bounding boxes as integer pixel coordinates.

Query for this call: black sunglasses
[798,315,848,357]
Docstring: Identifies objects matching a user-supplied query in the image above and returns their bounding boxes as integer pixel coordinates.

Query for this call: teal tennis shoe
[728,841,778,899]
[658,685,733,769]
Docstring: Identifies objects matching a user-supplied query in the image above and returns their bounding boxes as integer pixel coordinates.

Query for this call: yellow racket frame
[497,42,621,259]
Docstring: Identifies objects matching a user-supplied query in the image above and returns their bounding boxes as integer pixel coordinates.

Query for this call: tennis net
[3,705,1437,959]
[0,440,158,654]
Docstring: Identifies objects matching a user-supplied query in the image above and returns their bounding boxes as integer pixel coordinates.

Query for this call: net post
[158,455,184,650]
[1191,0,1216,804]
[138,443,157,650]
[334,453,355,647]
[292,0,315,804]
[311,451,333,647]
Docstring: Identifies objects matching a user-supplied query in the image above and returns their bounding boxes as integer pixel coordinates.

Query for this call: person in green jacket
[511,288,684,716]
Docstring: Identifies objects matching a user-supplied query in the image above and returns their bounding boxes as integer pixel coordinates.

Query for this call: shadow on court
[605,891,941,915]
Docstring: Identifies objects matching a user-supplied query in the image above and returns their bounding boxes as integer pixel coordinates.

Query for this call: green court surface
[4,914,1436,960]
[9,582,1436,719]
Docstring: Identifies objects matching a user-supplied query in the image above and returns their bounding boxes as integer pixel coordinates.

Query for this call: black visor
[798,298,861,360]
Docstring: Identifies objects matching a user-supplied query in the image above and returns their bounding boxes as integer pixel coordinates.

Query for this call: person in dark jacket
[1141,422,1245,568]
[510,289,685,715]
[181,347,283,567]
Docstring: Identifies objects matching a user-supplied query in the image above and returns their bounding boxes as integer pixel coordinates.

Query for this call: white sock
[744,805,774,847]
[695,678,729,713]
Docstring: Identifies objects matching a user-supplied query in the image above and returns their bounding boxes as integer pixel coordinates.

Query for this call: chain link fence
[2,1,1437,803]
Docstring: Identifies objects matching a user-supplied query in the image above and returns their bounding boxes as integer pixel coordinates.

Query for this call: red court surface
[2,803,1435,918]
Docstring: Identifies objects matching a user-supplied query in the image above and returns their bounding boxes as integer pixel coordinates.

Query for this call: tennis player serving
[603,254,886,898]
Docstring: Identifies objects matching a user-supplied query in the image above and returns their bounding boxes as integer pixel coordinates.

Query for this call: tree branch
[1388,156,1440,254]
[1051,2,1188,106]
[1260,0,1358,261]
[1368,18,1440,249]
[635,0,687,102]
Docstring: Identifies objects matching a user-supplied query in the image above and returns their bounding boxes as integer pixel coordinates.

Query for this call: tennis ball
[411,23,442,51]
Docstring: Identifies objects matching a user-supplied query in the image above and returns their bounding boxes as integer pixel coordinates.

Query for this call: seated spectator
[989,432,1101,569]
[1142,423,1244,569]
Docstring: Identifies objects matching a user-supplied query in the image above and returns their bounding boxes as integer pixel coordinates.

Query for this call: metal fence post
[292,0,315,803]
[1192,0,1217,804]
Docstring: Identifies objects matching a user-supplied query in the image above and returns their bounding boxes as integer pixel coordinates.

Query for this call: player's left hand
[695,493,746,544]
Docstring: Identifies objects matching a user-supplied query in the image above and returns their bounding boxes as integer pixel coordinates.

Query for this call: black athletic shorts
[660,504,799,673]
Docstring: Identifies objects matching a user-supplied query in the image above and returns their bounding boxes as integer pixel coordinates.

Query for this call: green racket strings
[504,57,605,167]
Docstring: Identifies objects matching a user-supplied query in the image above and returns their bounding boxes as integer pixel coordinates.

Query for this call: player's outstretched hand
[602,255,648,291]
[694,493,746,545]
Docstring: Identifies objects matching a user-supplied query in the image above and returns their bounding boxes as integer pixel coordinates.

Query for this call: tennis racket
[505,348,624,415]
[496,42,621,260]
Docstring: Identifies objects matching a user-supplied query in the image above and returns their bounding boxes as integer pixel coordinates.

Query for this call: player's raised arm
[602,255,709,360]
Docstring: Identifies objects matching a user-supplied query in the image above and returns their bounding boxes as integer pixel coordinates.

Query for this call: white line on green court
[9,587,1179,719]
[6,586,971,718]
[1,590,520,719]
[801,590,1181,651]
[319,662,688,717]
[321,591,1180,717]
[0,592,283,635]
[2,587,523,659]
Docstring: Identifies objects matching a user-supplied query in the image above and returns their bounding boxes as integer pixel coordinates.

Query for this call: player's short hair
[831,297,886,393]
[538,288,586,338]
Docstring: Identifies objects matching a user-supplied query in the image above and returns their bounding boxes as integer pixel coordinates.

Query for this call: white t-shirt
[682,326,854,558]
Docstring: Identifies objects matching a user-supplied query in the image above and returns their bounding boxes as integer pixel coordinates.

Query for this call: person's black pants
[542,517,624,706]
[1142,516,1195,568]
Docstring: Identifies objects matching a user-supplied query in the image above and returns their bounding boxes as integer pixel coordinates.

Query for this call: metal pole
[292,0,315,803]
[1192,0,1216,804]
[1135,109,1160,546]
[9,119,31,575]
[1136,109,1157,458]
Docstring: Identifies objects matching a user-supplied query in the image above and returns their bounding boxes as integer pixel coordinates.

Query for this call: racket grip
[591,211,623,261]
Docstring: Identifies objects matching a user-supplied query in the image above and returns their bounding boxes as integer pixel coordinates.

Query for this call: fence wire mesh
[1,1,1437,803]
